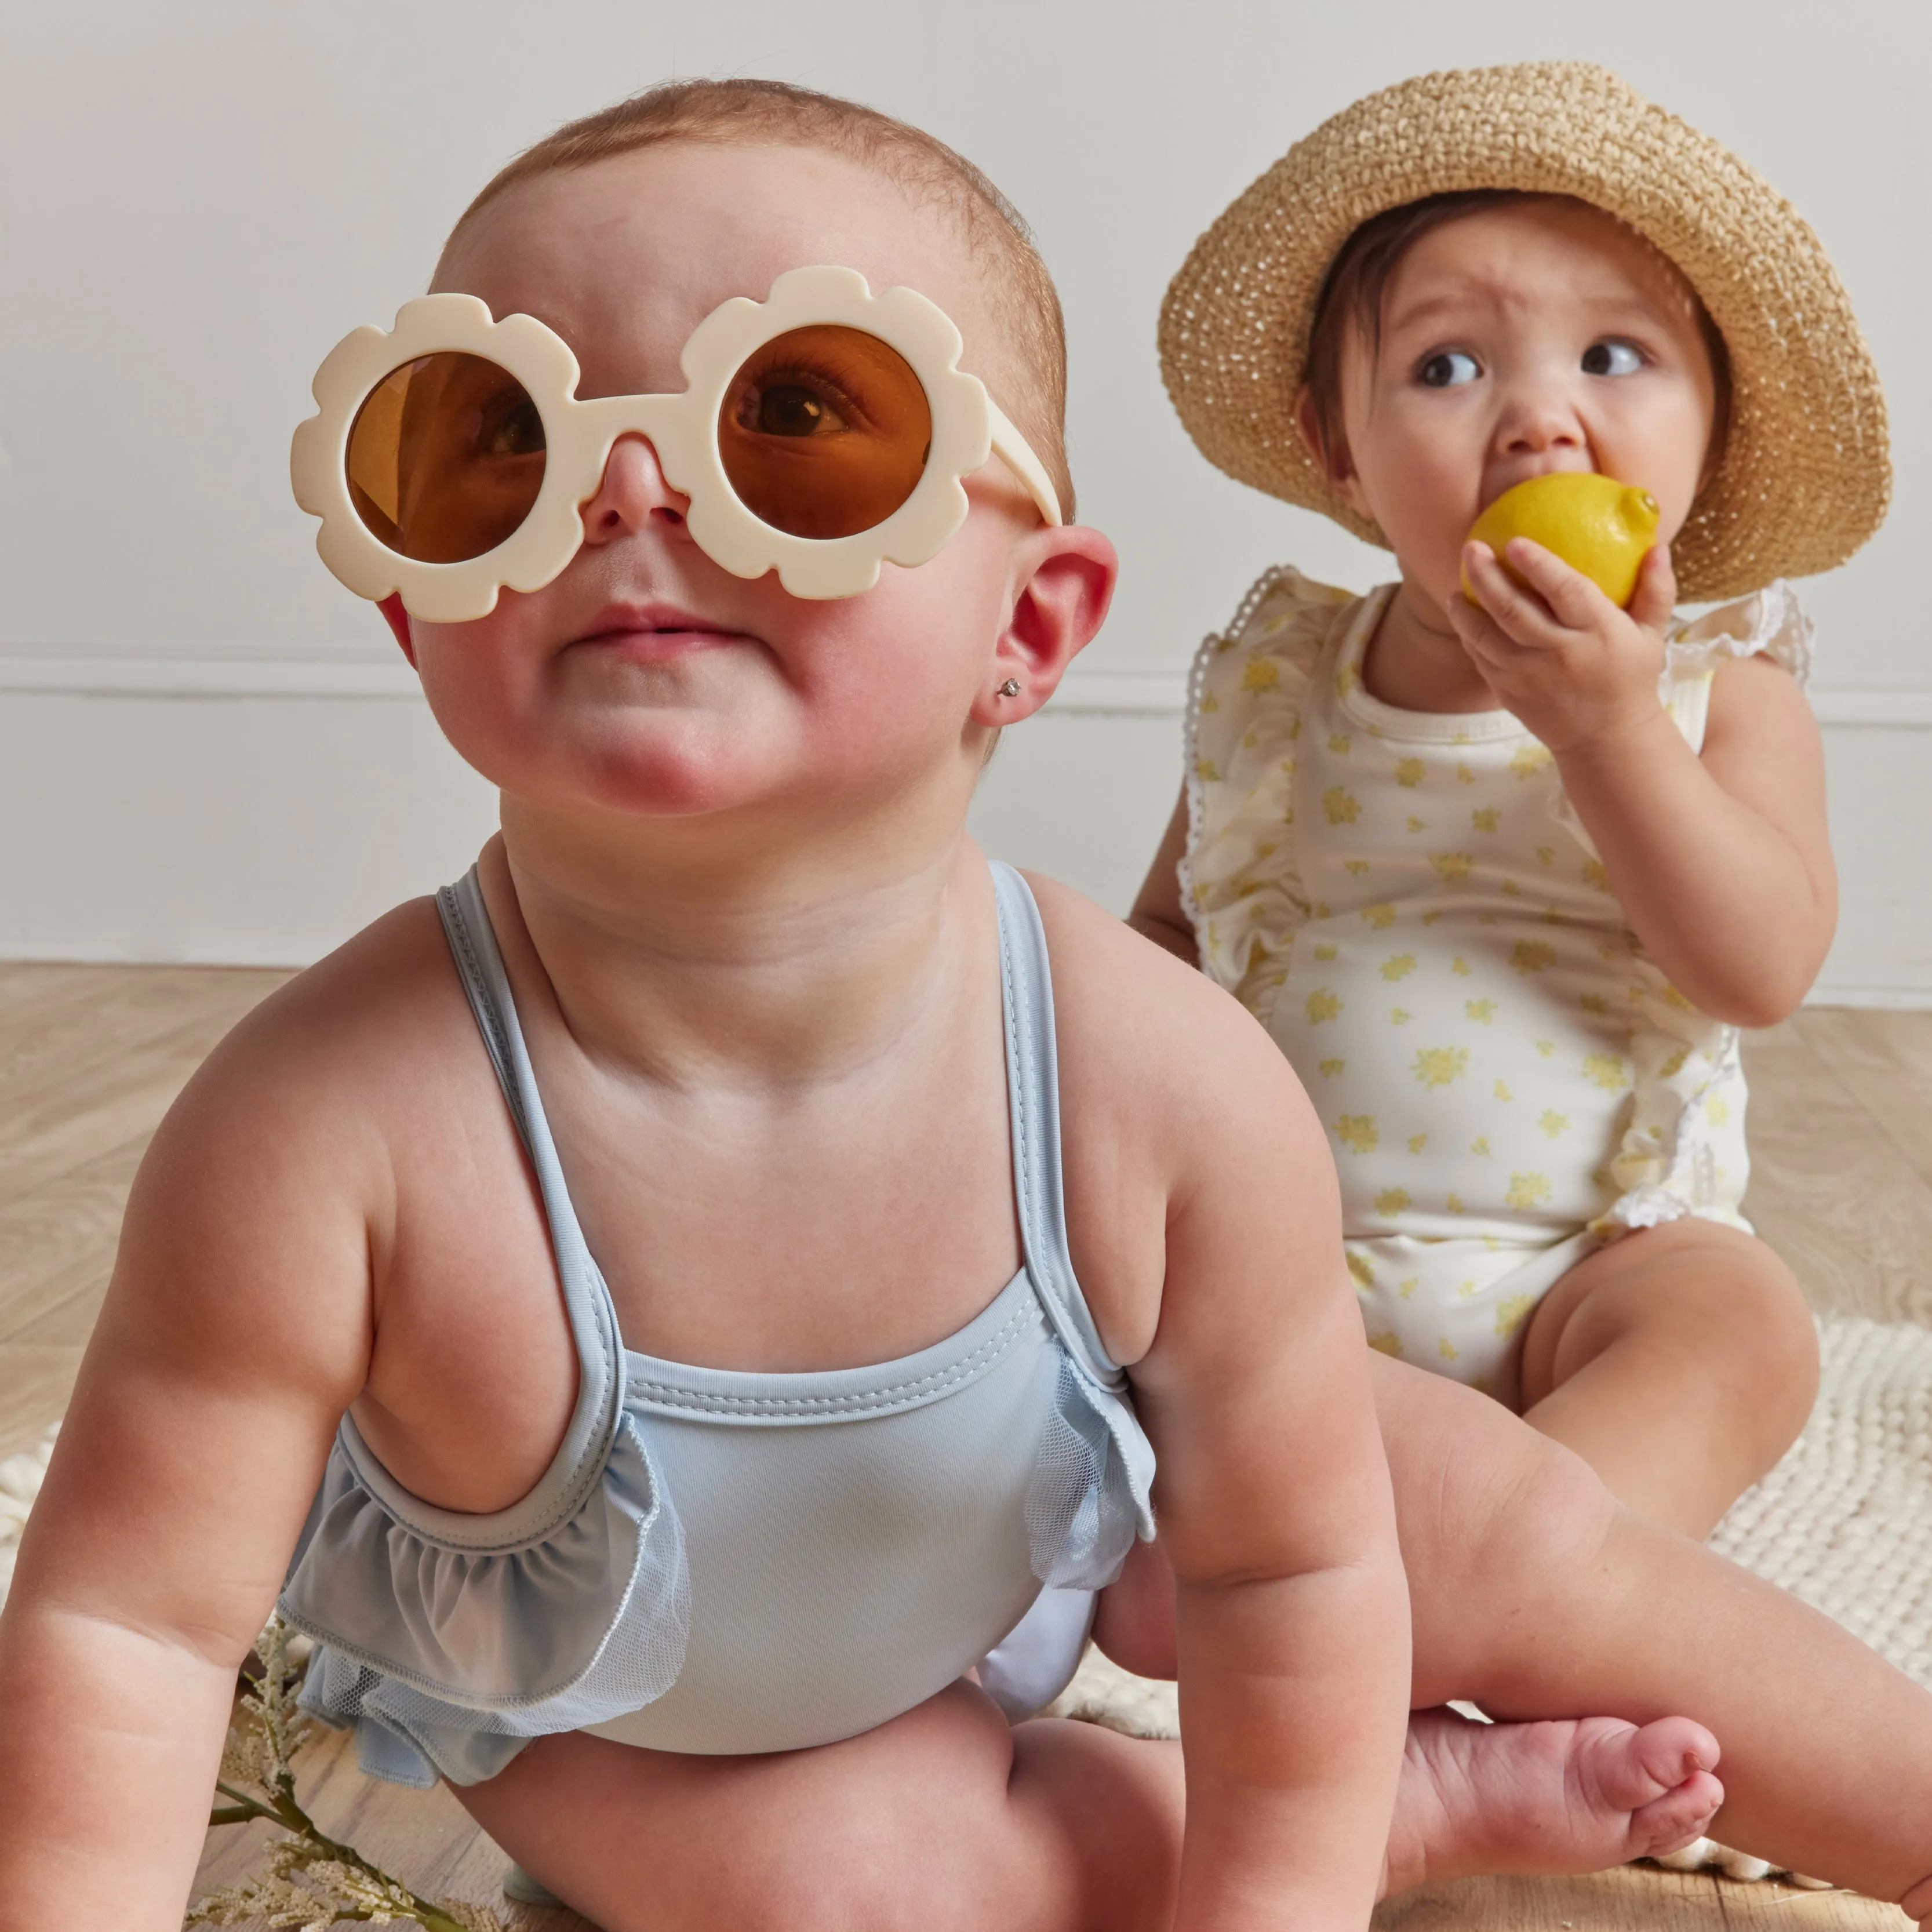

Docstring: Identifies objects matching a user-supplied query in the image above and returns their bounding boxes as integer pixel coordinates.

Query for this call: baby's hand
[1449,536,1674,755]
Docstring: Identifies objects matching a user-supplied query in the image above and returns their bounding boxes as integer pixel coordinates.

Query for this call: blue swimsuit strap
[426,871,627,1546]
[990,861,1126,1389]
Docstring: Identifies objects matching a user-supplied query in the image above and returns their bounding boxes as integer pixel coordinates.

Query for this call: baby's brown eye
[1420,350,1479,390]
[1582,340,1644,377]
[483,394,545,457]
[740,380,847,437]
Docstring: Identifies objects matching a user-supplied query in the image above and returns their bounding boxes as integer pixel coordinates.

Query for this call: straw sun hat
[1159,62,1890,601]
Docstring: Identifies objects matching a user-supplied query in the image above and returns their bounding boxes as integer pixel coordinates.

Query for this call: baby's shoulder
[139,896,488,1234]
[1027,871,1307,1145]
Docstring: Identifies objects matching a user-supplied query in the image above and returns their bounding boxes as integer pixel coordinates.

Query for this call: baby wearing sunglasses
[0,76,1923,1932]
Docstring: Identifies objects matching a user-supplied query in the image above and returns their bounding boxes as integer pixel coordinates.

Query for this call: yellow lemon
[1462,474,1660,609]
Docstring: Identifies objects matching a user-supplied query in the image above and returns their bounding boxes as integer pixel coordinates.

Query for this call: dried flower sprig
[186,1617,509,1932]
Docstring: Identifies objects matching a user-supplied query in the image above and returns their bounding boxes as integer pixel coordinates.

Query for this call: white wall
[2,0,1928,999]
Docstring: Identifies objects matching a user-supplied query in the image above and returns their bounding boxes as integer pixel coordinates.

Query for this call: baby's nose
[580,432,689,541]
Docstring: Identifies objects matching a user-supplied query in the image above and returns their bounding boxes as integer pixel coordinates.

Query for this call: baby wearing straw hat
[1136,61,1885,1542]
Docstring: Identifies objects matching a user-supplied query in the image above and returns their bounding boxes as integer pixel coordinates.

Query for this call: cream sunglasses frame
[290,264,1062,623]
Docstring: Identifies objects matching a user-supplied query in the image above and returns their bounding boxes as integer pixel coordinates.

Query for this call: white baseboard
[2,653,1929,1003]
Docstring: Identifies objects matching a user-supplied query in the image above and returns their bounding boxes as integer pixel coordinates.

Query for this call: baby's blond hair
[444,78,1074,518]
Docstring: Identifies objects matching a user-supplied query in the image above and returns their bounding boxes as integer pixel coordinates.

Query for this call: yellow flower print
[1457,1279,1479,1298]
[1451,956,1472,977]
[1407,1134,1428,1154]
[1438,1337,1461,1362]
[1367,1331,1404,1358]
[1336,663,1360,698]
[1345,858,1372,875]
[1407,815,1427,833]
[1390,1008,1412,1025]
[1494,1294,1537,1338]
[1430,853,1475,883]
[1501,879,1521,896]
[1307,991,1343,1023]
[1511,941,1557,974]
[1398,1277,1419,1300]
[1510,743,1555,780]
[1662,985,1694,1011]
[1659,1046,1690,1078]
[1534,1039,1555,1057]
[1506,1172,1553,1210]
[1382,954,1418,981]
[1579,992,1611,1016]
[1472,807,1501,834]
[1362,903,1396,930]
[1421,908,1444,925]
[1328,733,1352,754]
[1395,758,1427,788]
[1583,1052,1631,1091]
[1348,1251,1377,1290]
[1288,715,1304,741]
[1465,998,1497,1023]
[1375,1187,1412,1216]
[1536,845,1556,865]
[1241,657,1280,691]
[1494,1080,1513,1101]
[1335,1114,1380,1154]
[1241,727,1261,750]
[1446,1191,1466,1214]
[1471,1136,1492,1156]
[1538,1111,1570,1139]
[1259,610,1291,638]
[1195,756,1221,783]
[1323,787,1361,825]
[1455,762,1476,785]
[1707,1096,1731,1126]
[1582,858,1612,892]
[1313,942,1337,960]
[1319,1058,1345,1078]
[1413,1046,1469,1089]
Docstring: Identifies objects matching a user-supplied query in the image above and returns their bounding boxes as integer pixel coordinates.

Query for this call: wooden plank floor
[0,962,1920,1930]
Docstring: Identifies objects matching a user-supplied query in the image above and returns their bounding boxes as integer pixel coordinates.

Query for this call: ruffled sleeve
[1665,578,1813,689]
[1181,567,1355,1027]
[281,1411,689,1788]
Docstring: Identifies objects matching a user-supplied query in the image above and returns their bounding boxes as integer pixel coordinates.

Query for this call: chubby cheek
[1357,425,1483,604]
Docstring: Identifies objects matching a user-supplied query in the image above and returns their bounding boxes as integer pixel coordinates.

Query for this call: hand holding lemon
[1461,473,1661,610]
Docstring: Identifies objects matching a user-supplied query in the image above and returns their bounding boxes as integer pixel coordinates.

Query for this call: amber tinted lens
[345,352,547,563]
[717,325,932,540]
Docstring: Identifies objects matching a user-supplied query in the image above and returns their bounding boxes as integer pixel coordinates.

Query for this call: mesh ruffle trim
[283,1414,689,1788]
[1024,1355,1156,1592]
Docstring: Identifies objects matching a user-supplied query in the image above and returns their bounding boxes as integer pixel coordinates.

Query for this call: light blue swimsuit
[279,861,1156,1788]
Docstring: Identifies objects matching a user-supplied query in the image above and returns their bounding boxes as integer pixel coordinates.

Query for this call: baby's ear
[377,593,417,667]
[973,525,1118,726]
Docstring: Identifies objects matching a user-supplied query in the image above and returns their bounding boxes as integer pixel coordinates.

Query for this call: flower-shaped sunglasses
[291,264,1063,624]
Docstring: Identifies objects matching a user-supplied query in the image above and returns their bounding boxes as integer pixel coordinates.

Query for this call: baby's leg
[459,1668,1716,1927]
[1098,1354,1932,1913]
[1380,1354,1932,1911]
[1518,1219,1818,1535]
[457,1683,1184,1932]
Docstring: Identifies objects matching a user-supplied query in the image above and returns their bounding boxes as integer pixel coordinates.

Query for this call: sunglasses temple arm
[985,401,1063,528]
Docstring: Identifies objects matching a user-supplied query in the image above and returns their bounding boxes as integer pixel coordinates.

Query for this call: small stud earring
[997,678,1022,698]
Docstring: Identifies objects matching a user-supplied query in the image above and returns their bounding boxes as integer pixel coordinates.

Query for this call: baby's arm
[1454,540,1835,1024]
[0,1001,374,1927]
[1127,788,1199,965]
[1046,886,1410,1931]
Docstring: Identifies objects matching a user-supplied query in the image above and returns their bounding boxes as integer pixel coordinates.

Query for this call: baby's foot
[1381,1706,1723,1899]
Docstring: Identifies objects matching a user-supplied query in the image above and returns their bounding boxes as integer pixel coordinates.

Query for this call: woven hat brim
[1159,63,1890,602]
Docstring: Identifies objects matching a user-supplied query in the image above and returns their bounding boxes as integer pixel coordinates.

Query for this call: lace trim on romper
[1181,567,1812,1261]
[278,862,1154,1788]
